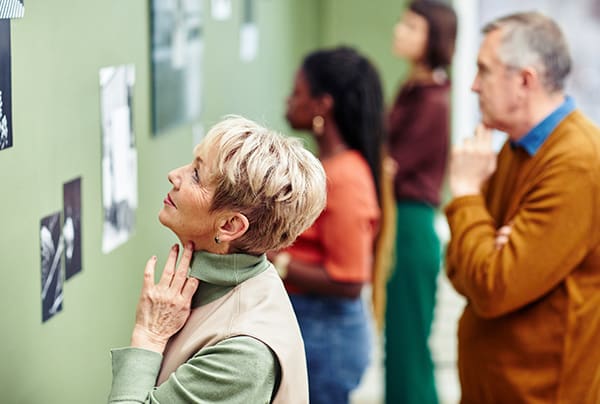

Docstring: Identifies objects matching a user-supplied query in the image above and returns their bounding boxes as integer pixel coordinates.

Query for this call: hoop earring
[312,115,325,136]
[214,235,220,244]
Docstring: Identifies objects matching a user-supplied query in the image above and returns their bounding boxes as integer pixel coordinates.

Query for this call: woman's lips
[164,194,176,208]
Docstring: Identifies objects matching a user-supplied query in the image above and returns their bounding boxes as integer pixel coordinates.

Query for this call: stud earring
[214,235,220,244]
[312,115,325,136]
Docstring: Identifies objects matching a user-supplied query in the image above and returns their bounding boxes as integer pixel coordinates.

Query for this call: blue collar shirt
[511,96,576,156]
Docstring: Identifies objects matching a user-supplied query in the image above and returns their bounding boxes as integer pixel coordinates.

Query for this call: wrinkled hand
[130,242,200,353]
[449,124,497,197]
[495,224,512,250]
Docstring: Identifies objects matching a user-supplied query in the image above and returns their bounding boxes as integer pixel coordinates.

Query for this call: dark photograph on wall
[150,0,203,134]
[40,212,63,323]
[0,0,24,19]
[63,177,82,280]
[100,65,137,254]
[0,20,12,151]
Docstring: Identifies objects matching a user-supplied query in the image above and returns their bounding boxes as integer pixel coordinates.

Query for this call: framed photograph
[239,0,258,62]
[0,0,24,19]
[211,0,231,21]
[100,65,137,254]
[63,177,82,279]
[40,212,63,322]
[0,19,11,151]
[150,0,203,134]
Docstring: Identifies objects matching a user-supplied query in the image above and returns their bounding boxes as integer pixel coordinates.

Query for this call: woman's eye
[193,168,200,182]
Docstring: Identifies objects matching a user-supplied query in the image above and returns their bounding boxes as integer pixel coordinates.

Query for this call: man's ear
[217,212,249,243]
[520,66,538,90]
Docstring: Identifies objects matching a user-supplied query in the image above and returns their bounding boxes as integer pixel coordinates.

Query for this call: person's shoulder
[425,82,451,101]
[324,151,378,209]
[552,110,600,167]
[564,110,600,141]
[324,150,372,185]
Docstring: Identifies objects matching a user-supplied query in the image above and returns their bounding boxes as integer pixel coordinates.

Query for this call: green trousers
[385,201,440,404]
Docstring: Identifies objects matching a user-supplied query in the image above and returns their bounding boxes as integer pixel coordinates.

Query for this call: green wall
[0,0,406,402]
[321,0,409,102]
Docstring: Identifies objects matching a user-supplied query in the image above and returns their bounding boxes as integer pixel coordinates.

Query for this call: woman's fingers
[182,277,200,300]
[159,244,180,285]
[171,242,194,291]
[143,256,157,289]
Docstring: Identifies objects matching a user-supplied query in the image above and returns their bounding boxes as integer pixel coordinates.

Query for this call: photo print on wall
[100,65,137,254]
[40,212,63,322]
[211,0,231,21]
[150,0,203,134]
[239,0,258,62]
[63,177,82,279]
[0,0,24,19]
[0,19,11,151]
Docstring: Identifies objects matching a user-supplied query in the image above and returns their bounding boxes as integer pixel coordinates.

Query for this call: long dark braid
[302,46,385,203]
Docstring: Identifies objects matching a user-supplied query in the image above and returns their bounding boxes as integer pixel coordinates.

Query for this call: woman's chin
[158,210,171,229]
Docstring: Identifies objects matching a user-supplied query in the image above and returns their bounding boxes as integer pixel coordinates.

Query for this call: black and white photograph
[0,0,24,19]
[151,0,203,134]
[0,19,12,151]
[63,177,82,279]
[100,65,137,254]
[239,0,258,62]
[40,212,63,323]
[211,0,231,21]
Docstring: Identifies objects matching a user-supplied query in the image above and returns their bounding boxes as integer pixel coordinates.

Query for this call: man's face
[471,29,524,134]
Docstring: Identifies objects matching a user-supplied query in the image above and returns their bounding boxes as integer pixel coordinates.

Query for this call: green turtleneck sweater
[108,251,278,403]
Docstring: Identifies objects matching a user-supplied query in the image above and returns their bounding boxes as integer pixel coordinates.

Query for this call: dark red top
[387,81,451,207]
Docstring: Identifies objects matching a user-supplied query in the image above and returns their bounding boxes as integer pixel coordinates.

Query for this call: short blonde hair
[196,116,326,254]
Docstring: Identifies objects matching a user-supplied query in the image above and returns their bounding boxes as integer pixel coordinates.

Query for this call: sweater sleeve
[108,336,278,403]
[445,165,597,319]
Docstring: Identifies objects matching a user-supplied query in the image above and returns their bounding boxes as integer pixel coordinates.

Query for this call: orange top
[445,110,600,403]
[284,150,380,294]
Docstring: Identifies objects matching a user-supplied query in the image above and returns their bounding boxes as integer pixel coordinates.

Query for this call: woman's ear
[318,93,334,115]
[311,93,334,118]
[216,212,249,243]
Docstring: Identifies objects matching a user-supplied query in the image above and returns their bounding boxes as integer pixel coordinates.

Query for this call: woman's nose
[167,167,181,188]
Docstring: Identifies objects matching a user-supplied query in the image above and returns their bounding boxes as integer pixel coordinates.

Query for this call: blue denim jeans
[290,294,372,404]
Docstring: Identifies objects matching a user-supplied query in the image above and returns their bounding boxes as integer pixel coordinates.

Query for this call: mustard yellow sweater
[445,110,600,403]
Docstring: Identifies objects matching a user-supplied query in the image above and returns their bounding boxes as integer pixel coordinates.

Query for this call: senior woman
[108,116,326,403]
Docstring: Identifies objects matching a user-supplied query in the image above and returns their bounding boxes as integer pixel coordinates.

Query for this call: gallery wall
[0,0,405,402]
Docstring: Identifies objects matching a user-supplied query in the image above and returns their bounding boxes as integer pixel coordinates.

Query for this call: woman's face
[393,9,429,63]
[158,144,220,251]
[286,69,317,130]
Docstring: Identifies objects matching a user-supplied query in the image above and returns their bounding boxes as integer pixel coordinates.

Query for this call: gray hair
[483,11,571,93]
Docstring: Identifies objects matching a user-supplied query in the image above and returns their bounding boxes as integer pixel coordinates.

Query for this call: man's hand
[495,224,512,250]
[449,124,497,197]
[130,242,200,354]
